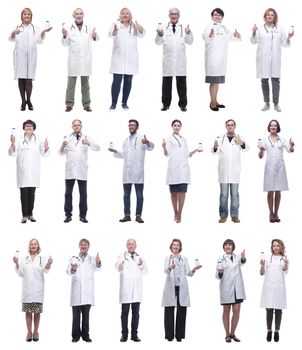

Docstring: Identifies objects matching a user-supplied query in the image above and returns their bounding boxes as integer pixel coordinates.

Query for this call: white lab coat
[109,23,145,74]
[115,251,147,304]
[216,254,246,304]
[202,22,241,77]
[212,134,248,184]
[261,136,291,191]
[60,133,100,181]
[251,24,289,78]
[165,134,191,185]
[9,134,49,188]
[67,254,101,306]
[62,22,99,76]
[260,255,287,309]
[162,255,194,307]
[155,23,193,76]
[9,24,43,80]
[16,255,49,303]
[114,133,154,183]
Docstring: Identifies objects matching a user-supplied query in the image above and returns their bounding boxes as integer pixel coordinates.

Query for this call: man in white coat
[59,119,100,223]
[116,239,147,342]
[67,238,101,343]
[155,8,193,112]
[212,119,248,223]
[108,119,154,223]
[62,8,99,112]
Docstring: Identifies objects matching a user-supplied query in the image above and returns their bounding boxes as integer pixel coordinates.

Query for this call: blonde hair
[119,8,132,24]
[28,238,41,254]
[21,8,32,23]
[264,8,278,25]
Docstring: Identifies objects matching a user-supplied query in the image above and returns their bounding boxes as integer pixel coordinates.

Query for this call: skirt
[169,183,188,193]
[22,302,43,313]
[205,76,225,84]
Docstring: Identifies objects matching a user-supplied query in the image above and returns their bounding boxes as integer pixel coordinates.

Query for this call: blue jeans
[64,179,87,218]
[219,183,239,218]
[123,183,144,216]
[111,74,133,105]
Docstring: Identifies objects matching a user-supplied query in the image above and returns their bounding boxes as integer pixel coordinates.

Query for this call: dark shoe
[21,217,27,224]
[210,104,219,111]
[109,104,116,111]
[167,338,173,341]
[120,335,128,342]
[266,331,272,342]
[231,216,240,223]
[27,101,34,110]
[231,335,240,342]
[119,215,131,222]
[64,216,72,223]
[80,217,88,223]
[274,215,281,223]
[28,216,36,222]
[84,106,92,112]
[216,104,226,108]
[180,106,187,112]
[219,217,227,223]
[122,103,129,110]
[225,336,232,343]
[72,338,80,342]
[26,333,32,342]
[176,338,182,342]
[161,106,169,111]
[269,216,276,223]
[82,337,92,342]
[135,216,144,223]
[131,335,141,342]
[21,102,26,111]
[65,106,73,112]
[32,333,39,342]
[274,331,279,342]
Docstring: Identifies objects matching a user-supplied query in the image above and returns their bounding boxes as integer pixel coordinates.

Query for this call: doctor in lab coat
[67,238,101,343]
[9,119,49,223]
[109,8,145,110]
[13,238,53,342]
[162,239,201,342]
[116,239,147,342]
[216,239,246,343]
[62,8,99,112]
[155,8,193,112]
[202,8,241,111]
[212,119,248,223]
[9,7,52,111]
[60,119,100,223]
[109,119,154,223]
[260,239,288,342]
[251,8,294,112]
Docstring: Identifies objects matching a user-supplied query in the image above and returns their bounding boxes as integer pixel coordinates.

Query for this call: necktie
[230,255,233,262]
[76,134,80,141]
[131,253,135,260]
[172,24,176,33]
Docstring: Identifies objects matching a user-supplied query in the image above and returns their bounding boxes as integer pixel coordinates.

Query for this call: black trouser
[64,179,87,218]
[266,308,282,331]
[164,286,187,340]
[18,78,33,104]
[121,302,140,337]
[20,187,36,217]
[72,304,91,340]
[162,76,187,108]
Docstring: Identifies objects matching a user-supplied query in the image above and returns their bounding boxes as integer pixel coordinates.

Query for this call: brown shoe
[84,106,92,112]
[231,216,240,223]
[219,217,227,223]
[65,106,73,112]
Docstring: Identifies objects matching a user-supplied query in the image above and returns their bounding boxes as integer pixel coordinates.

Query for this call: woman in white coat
[251,8,294,112]
[109,8,144,110]
[162,239,201,342]
[9,8,52,110]
[260,239,288,342]
[258,120,294,223]
[8,119,49,223]
[216,239,246,343]
[162,120,201,223]
[13,238,53,341]
[202,8,241,111]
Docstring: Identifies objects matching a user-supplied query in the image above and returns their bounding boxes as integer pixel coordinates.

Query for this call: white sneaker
[261,104,270,111]
[274,104,281,112]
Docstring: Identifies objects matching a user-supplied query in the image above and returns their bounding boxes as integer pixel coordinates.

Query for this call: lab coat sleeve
[35,27,44,44]
[137,27,146,38]
[41,256,50,273]
[239,138,249,152]
[87,137,100,151]
[66,257,74,275]
[240,257,247,266]
[62,32,70,47]
[15,259,24,277]
[280,27,290,47]
[155,33,164,45]
[115,254,124,272]
[185,31,193,45]
[114,150,124,159]
[39,139,50,157]
[225,26,241,42]
[88,26,99,42]
[91,256,102,272]
[164,256,171,274]
[202,24,214,43]
[250,29,259,44]
[184,257,194,277]
[283,138,293,153]
[108,24,116,37]
[8,144,16,156]
[139,257,148,275]
[8,33,16,42]
[144,141,155,151]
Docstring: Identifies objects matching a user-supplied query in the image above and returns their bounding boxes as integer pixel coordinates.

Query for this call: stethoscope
[221,134,237,145]
[124,251,139,261]
[166,22,183,36]
[26,255,42,267]
[169,254,183,265]
[70,132,82,145]
[269,255,286,263]
[172,133,185,147]
[22,133,36,148]
[70,23,88,33]
[128,134,138,149]
[17,23,35,33]
[264,23,278,34]
[268,135,280,147]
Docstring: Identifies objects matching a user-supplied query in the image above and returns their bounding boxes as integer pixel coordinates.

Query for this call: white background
[0,0,300,349]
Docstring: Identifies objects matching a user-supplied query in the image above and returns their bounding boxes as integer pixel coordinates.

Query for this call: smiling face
[269,121,278,134]
[171,241,181,255]
[127,239,137,254]
[264,10,276,25]
[72,120,82,134]
[128,121,138,134]
[73,8,84,24]
[24,124,34,136]
[272,241,281,255]
[212,10,223,23]
[169,9,180,25]
[172,121,182,134]
[120,8,132,24]
[29,239,40,255]
[79,241,89,254]
[21,8,32,24]
[223,243,234,254]
[225,120,236,136]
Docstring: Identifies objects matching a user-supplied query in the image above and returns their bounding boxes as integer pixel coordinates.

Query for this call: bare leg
[33,313,41,339]
[176,192,186,222]
[267,192,274,219]
[230,304,241,336]
[170,193,178,220]
[210,83,219,107]
[274,191,281,219]
[222,305,231,336]
[26,312,33,339]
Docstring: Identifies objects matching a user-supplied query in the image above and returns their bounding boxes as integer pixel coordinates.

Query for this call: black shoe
[82,337,92,342]
[167,338,173,341]
[64,216,72,223]
[225,336,232,343]
[80,217,88,223]
[120,335,128,342]
[27,101,34,110]
[21,102,26,111]
[180,106,187,112]
[119,216,131,222]
[135,216,144,223]
[266,331,272,342]
[72,338,80,342]
[176,338,182,342]
[216,104,226,108]
[274,331,279,342]
[131,335,141,342]
[84,106,92,112]
[28,216,36,222]
[122,103,129,110]
[231,335,240,342]
[65,106,73,112]
[161,106,169,111]
[210,104,219,111]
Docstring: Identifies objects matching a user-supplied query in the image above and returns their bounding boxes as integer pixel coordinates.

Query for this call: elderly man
[60,119,100,223]
[67,238,101,343]
[155,8,193,112]
[212,119,248,223]
[116,239,147,342]
[108,119,154,223]
[62,8,99,112]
